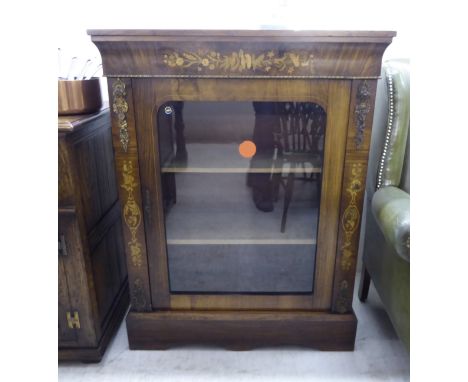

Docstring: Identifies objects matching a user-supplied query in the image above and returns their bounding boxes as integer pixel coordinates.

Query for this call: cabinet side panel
[332,80,378,313]
[93,123,119,216]
[91,237,117,322]
[108,77,152,312]
[58,136,76,207]
[59,135,100,346]
[72,116,117,232]
[74,134,103,231]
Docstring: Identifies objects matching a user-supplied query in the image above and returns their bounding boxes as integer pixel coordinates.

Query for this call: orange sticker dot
[239,140,256,158]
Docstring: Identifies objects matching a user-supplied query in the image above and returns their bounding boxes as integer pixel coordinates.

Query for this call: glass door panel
[157,101,326,293]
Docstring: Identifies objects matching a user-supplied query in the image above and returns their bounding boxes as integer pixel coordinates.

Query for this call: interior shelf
[167,239,316,245]
[164,172,320,242]
[161,143,322,174]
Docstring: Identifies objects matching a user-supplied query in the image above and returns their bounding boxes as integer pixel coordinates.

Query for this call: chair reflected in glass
[156,100,324,293]
[248,102,326,232]
[159,100,326,234]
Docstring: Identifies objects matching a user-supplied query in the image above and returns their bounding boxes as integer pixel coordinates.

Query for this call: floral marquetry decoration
[354,81,371,149]
[112,78,130,152]
[121,160,143,268]
[163,49,315,75]
[340,163,364,271]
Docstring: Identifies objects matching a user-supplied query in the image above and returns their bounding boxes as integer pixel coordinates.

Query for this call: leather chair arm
[372,186,410,261]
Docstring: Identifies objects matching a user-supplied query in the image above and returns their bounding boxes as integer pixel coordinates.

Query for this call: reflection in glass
[157,101,326,293]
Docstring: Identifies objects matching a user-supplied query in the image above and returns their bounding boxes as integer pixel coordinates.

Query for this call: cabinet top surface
[58,106,109,133]
[88,29,395,42]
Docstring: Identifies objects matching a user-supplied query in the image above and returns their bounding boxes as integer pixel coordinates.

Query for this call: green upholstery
[377,60,410,189]
[362,209,410,348]
[360,59,410,351]
[372,186,410,261]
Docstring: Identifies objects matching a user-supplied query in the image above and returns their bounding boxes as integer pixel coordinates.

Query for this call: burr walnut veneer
[89,29,395,350]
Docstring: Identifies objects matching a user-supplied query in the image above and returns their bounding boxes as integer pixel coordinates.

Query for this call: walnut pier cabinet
[89,29,395,350]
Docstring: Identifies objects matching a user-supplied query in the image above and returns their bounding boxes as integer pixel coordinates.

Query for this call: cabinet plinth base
[126,310,357,351]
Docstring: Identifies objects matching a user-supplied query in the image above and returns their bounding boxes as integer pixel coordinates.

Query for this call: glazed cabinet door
[132,78,351,311]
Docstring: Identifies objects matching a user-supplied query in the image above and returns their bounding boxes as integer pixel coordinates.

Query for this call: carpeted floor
[58,279,410,381]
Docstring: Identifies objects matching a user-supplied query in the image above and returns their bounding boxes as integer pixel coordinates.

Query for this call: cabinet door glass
[157,101,326,293]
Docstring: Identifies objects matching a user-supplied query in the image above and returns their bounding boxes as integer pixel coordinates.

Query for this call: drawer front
[58,210,98,348]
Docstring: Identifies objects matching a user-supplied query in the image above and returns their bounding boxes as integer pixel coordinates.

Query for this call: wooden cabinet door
[58,210,98,348]
[58,254,77,343]
[132,78,351,311]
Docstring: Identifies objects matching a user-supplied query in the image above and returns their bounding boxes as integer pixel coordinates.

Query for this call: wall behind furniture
[57,0,410,103]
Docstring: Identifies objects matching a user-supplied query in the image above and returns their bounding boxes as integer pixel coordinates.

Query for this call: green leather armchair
[358,59,410,351]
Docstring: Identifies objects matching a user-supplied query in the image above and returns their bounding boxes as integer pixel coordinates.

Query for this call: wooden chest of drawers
[58,108,129,362]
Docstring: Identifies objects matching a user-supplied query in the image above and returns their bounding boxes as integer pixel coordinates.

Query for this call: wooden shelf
[161,143,322,174]
[167,239,316,245]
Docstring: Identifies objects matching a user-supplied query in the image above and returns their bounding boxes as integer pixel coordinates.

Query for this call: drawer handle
[58,234,68,256]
